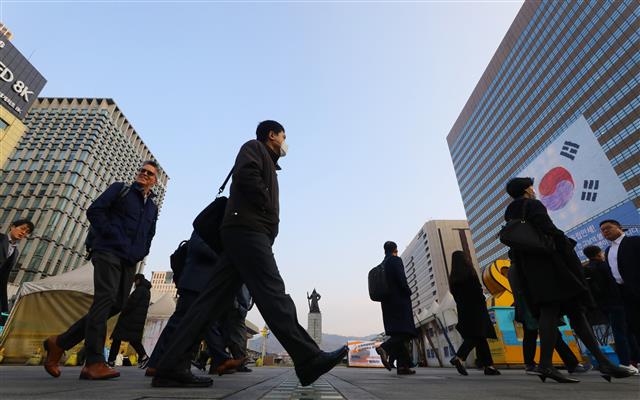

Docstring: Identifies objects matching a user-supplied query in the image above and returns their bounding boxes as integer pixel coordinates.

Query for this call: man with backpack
[43,161,160,380]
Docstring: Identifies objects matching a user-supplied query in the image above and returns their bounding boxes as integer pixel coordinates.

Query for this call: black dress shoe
[449,356,468,376]
[151,369,213,388]
[598,363,634,381]
[295,346,348,387]
[236,366,253,373]
[375,347,392,371]
[484,366,501,375]
[397,367,416,375]
[536,366,579,383]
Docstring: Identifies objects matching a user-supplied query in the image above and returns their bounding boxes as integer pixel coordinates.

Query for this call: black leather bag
[192,168,234,253]
[499,199,553,253]
[368,259,390,302]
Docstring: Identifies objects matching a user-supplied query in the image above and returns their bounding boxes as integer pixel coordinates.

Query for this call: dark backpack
[192,167,234,253]
[84,184,130,260]
[169,240,189,285]
[368,260,390,302]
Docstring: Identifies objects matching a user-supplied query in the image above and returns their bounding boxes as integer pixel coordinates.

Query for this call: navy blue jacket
[87,182,158,265]
[381,255,418,337]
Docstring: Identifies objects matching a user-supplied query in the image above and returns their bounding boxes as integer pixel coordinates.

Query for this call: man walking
[600,219,640,367]
[375,241,417,375]
[152,120,347,388]
[1,219,34,323]
[43,161,160,380]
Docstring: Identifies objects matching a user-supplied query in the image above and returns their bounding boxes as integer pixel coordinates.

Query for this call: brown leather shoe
[79,362,121,380]
[145,367,156,377]
[215,357,247,376]
[43,336,64,378]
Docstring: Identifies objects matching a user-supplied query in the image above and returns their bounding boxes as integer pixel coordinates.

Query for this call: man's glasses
[138,168,156,177]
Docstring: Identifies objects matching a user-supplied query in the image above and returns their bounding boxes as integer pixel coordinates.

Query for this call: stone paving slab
[1,366,639,400]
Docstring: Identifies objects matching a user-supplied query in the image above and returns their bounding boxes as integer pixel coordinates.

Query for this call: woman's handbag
[499,200,553,253]
[192,168,234,253]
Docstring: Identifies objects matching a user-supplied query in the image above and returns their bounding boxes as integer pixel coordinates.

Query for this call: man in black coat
[152,120,348,388]
[375,241,417,375]
[1,219,34,324]
[600,219,640,367]
[43,161,160,381]
[107,274,152,368]
[583,245,639,372]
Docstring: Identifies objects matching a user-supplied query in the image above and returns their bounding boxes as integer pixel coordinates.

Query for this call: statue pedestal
[307,312,322,345]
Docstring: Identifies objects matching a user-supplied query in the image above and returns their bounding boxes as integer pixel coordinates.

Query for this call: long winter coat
[111,278,152,342]
[450,276,497,339]
[381,255,418,337]
[505,198,589,315]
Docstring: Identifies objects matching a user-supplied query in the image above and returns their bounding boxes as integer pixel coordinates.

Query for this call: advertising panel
[347,340,384,368]
[519,115,639,254]
[0,33,46,118]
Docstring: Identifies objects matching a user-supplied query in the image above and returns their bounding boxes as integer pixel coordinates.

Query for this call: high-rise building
[0,98,168,284]
[400,220,479,366]
[447,1,640,269]
[0,31,47,168]
[149,271,177,303]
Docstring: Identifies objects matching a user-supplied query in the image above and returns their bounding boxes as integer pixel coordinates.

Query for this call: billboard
[519,115,640,255]
[347,341,385,368]
[0,33,46,118]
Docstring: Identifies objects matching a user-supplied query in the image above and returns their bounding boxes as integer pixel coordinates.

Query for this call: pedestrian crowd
[1,121,638,390]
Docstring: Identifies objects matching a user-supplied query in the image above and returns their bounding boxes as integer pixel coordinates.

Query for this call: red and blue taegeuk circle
[538,166,574,211]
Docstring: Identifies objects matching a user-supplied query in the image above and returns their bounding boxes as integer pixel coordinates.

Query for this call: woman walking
[503,177,633,383]
[449,250,501,376]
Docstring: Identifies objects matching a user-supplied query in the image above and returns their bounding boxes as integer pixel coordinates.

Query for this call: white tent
[141,292,176,354]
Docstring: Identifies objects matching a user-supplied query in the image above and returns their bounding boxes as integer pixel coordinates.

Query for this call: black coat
[222,140,281,240]
[0,234,19,314]
[505,198,589,314]
[605,235,640,297]
[381,255,417,336]
[450,276,497,339]
[111,278,152,342]
[583,260,623,307]
[177,231,219,294]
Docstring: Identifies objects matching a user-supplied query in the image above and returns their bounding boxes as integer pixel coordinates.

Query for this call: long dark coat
[450,276,497,339]
[111,278,152,342]
[505,198,589,315]
[381,255,418,336]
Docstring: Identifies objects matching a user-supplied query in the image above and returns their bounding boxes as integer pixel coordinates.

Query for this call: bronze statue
[307,289,321,313]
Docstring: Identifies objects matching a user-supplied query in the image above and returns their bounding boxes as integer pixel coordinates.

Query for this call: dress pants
[456,336,494,367]
[619,285,640,361]
[57,251,135,364]
[226,307,249,360]
[381,334,412,368]
[108,339,146,362]
[148,289,228,369]
[522,325,578,368]
[156,228,320,372]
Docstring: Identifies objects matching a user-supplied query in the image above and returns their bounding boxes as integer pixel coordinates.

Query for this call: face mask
[279,141,288,157]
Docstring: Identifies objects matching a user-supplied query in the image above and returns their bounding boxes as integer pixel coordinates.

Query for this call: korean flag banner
[519,115,629,232]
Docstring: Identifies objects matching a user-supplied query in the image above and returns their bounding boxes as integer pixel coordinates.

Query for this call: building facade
[447,1,640,269]
[0,98,168,284]
[400,220,479,367]
[150,271,177,303]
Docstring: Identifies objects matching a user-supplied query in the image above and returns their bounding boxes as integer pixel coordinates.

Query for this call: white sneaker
[620,364,639,375]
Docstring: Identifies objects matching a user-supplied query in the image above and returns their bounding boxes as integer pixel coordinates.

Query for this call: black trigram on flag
[581,180,599,202]
[561,141,580,160]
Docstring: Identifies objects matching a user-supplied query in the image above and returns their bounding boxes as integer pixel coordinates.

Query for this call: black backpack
[84,183,130,260]
[170,240,189,285]
[368,259,390,302]
[192,167,234,253]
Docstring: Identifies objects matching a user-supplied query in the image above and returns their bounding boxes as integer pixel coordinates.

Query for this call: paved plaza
[0,366,638,400]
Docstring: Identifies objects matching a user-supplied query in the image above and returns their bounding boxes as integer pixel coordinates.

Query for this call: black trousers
[108,339,146,362]
[456,336,494,367]
[156,228,320,371]
[381,334,412,368]
[226,307,249,360]
[620,285,640,357]
[522,326,578,368]
[57,251,135,364]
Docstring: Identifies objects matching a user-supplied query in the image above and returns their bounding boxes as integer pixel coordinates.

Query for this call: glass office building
[447,1,639,268]
[0,98,168,283]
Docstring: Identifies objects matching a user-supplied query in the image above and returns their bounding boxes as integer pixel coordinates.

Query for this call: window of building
[0,117,8,130]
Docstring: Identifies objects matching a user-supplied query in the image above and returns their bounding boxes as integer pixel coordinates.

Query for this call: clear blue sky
[2,0,522,337]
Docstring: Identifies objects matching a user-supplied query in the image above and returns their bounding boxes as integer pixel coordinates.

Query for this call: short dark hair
[383,241,398,255]
[583,245,602,260]
[599,219,621,228]
[256,120,285,142]
[506,177,534,198]
[134,273,145,282]
[10,218,34,233]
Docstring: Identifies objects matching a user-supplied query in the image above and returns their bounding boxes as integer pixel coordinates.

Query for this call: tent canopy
[19,262,95,297]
